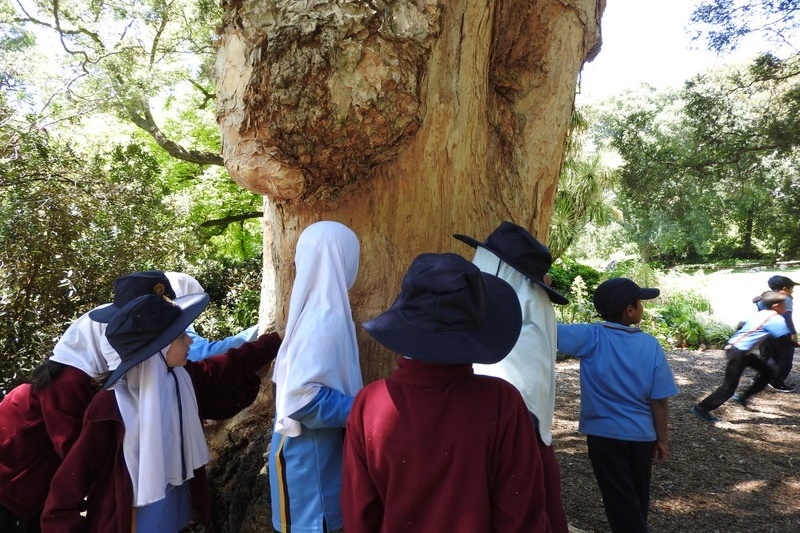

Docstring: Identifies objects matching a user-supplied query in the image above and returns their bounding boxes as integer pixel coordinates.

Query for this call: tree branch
[125,99,224,166]
[199,212,263,228]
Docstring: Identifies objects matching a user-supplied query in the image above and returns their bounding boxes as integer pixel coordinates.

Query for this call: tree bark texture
[215,0,605,384]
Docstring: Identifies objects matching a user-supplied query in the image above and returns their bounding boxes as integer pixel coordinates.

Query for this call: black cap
[593,277,660,318]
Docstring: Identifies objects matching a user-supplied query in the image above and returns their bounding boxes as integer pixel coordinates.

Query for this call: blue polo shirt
[557,322,678,442]
[728,310,790,351]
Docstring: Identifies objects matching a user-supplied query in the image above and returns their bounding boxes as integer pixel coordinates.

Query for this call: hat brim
[88,303,117,322]
[363,273,522,365]
[103,293,209,388]
[453,233,569,305]
[637,288,660,300]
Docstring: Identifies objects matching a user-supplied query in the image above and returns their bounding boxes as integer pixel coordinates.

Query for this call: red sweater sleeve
[185,332,281,420]
[38,366,95,459]
[41,392,124,533]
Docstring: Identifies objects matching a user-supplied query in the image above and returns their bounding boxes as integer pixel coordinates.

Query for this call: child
[269,221,362,533]
[755,275,797,392]
[165,271,259,361]
[692,290,794,422]
[454,221,569,533]
[557,277,678,533]
[41,292,281,532]
[342,253,550,532]
[0,270,174,532]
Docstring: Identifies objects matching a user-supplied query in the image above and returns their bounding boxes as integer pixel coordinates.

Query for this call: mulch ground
[555,349,800,533]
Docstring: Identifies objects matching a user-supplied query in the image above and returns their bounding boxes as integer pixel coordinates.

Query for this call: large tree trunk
[210,1,603,530]
[216,0,603,383]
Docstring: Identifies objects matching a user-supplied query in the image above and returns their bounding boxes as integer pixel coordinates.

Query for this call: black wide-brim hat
[90,270,177,322]
[363,253,522,365]
[453,221,568,305]
[102,292,209,388]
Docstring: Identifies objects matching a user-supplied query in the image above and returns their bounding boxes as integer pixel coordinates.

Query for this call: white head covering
[273,221,362,437]
[471,246,558,445]
[49,311,121,376]
[113,350,210,506]
[165,272,204,298]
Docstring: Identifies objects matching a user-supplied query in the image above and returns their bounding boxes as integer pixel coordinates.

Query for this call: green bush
[554,262,734,351]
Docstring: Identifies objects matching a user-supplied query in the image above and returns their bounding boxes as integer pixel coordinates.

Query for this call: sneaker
[691,404,720,422]
[731,394,749,408]
[769,383,796,393]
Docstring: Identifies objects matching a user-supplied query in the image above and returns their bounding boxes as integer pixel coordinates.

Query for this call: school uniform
[269,222,362,533]
[41,331,280,533]
[557,321,678,533]
[341,357,551,533]
[699,309,790,410]
[0,311,119,527]
[0,366,94,522]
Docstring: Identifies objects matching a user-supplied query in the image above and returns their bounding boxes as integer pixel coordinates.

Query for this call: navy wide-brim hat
[453,221,568,305]
[102,292,209,388]
[363,253,522,365]
[90,270,177,322]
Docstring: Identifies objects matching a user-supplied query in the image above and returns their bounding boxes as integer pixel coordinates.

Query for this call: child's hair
[29,360,66,392]
[767,275,796,291]
[599,307,627,323]
[754,290,787,308]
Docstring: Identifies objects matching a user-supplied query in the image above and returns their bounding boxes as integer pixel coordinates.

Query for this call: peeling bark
[216,0,603,382]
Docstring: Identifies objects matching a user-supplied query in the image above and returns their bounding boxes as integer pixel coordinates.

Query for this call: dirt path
[555,349,800,533]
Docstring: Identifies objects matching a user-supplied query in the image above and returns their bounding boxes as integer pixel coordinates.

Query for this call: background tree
[548,110,619,260]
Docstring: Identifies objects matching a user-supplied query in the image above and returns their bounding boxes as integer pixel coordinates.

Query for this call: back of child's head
[593,277,660,321]
[767,275,797,291]
[754,290,787,308]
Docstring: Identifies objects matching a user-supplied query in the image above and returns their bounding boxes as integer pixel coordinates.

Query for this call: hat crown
[112,270,176,308]
[398,254,487,331]
[482,222,553,276]
[106,294,181,362]
[452,221,568,305]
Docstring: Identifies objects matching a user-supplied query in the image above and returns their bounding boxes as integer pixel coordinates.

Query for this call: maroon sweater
[341,357,552,533]
[0,366,95,520]
[40,332,281,533]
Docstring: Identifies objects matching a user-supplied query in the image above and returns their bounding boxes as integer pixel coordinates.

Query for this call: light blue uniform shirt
[557,322,678,442]
[269,387,354,532]
[186,325,259,361]
[727,310,790,352]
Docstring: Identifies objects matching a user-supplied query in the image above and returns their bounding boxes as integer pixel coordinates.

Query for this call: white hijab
[273,221,362,437]
[165,272,204,298]
[113,350,210,506]
[49,311,121,376]
[471,246,558,445]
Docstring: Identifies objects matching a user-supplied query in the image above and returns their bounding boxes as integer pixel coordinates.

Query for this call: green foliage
[0,119,195,393]
[549,110,619,259]
[186,258,263,340]
[549,256,603,297]
[592,59,800,264]
[553,256,734,350]
[647,292,734,349]
[691,0,800,53]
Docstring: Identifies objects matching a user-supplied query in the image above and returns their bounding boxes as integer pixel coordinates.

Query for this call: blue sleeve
[289,387,355,429]
[556,323,597,358]
[784,311,796,335]
[764,315,791,339]
[187,325,259,361]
